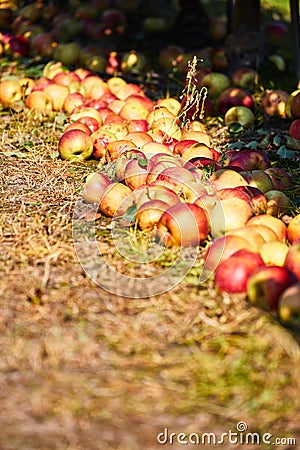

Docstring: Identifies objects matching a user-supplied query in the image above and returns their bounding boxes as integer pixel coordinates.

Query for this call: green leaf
[246,140,259,150]
[122,203,137,222]
[226,141,243,150]
[276,146,295,159]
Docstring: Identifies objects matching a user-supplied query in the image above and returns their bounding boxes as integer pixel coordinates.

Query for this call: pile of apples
[0,60,300,327]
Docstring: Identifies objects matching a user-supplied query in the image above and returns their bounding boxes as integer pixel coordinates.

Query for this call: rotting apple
[265,190,293,217]
[240,170,273,193]
[264,167,292,191]
[278,282,300,328]
[99,182,133,218]
[124,157,149,190]
[261,89,289,117]
[247,265,297,312]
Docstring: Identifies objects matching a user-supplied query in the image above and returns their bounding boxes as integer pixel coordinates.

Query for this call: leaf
[122,203,137,222]
[286,136,300,151]
[0,151,29,158]
[246,140,259,150]
[276,145,296,159]
[228,122,244,134]
[226,141,243,150]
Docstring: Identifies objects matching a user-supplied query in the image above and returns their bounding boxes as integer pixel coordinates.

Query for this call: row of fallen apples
[0,61,299,328]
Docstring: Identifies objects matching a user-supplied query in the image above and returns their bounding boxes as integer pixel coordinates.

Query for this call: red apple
[217,87,254,114]
[64,122,92,135]
[231,67,260,91]
[289,118,300,141]
[227,226,266,252]
[156,202,209,247]
[265,21,289,46]
[203,235,253,274]
[259,241,290,267]
[287,214,300,244]
[223,149,271,171]
[82,172,112,203]
[58,129,94,161]
[214,249,265,293]
[133,184,180,210]
[91,129,117,161]
[284,243,300,281]
[25,90,53,112]
[285,89,300,119]
[278,282,300,328]
[247,265,297,312]
[63,92,85,114]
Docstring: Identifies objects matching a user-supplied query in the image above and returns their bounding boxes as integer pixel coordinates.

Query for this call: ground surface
[0,94,300,449]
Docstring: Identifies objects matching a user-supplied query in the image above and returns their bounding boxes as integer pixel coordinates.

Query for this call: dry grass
[0,103,300,450]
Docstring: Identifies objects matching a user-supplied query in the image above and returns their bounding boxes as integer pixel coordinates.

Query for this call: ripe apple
[248,224,279,243]
[64,122,92,135]
[287,214,300,244]
[146,159,182,185]
[278,282,300,328]
[119,97,151,121]
[70,107,103,126]
[52,70,81,88]
[179,143,217,162]
[156,202,209,247]
[155,97,182,116]
[58,129,94,161]
[99,182,133,218]
[181,130,211,147]
[265,21,289,46]
[125,130,153,148]
[285,89,300,119]
[124,158,149,190]
[77,116,100,133]
[136,199,170,231]
[289,118,300,141]
[185,157,222,172]
[264,167,292,191]
[223,149,271,171]
[227,226,266,252]
[174,181,207,203]
[158,44,184,71]
[265,190,293,216]
[200,72,231,98]
[150,117,182,141]
[25,90,53,112]
[141,141,173,157]
[224,105,255,129]
[217,87,254,114]
[155,166,196,189]
[247,214,287,243]
[284,243,300,281]
[240,170,273,193]
[247,265,297,312]
[231,67,260,91]
[41,83,69,111]
[214,250,265,294]
[62,92,85,113]
[203,235,253,274]
[114,150,147,181]
[209,168,248,190]
[134,184,180,210]
[216,197,254,233]
[126,119,149,133]
[0,79,22,107]
[259,241,290,266]
[261,89,289,117]
[82,172,112,203]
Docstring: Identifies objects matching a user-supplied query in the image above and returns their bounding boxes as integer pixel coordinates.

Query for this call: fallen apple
[223,149,271,171]
[265,190,293,216]
[214,249,265,294]
[261,89,289,117]
[289,118,300,141]
[209,168,248,190]
[247,214,287,243]
[278,282,300,328]
[284,243,300,281]
[156,202,210,247]
[58,129,94,161]
[82,172,112,203]
[99,182,133,218]
[240,170,273,193]
[224,105,255,129]
[287,213,300,244]
[0,79,23,107]
[247,265,297,312]
[259,240,290,266]
[264,167,292,191]
[217,87,254,114]
[136,199,170,231]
